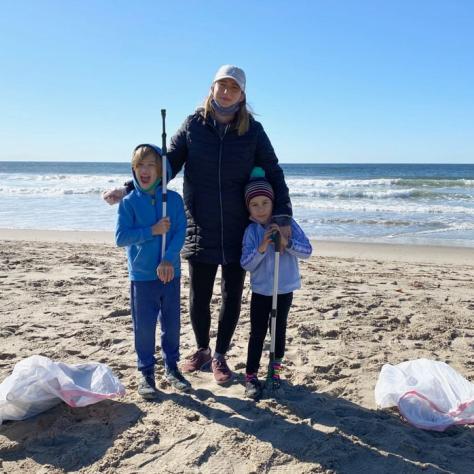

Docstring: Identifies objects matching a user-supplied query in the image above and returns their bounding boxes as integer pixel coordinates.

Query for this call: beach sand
[1,229,473,473]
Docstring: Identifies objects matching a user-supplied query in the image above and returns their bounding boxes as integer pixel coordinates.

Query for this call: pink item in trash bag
[375,358,474,431]
[0,355,126,424]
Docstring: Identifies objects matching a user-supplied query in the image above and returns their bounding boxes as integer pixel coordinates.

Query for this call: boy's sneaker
[245,374,262,400]
[137,372,158,400]
[212,356,233,384]
[165,368,192,393]
[182,348,212,372]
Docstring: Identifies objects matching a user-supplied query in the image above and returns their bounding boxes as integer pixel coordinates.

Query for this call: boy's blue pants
[130,278,180,374]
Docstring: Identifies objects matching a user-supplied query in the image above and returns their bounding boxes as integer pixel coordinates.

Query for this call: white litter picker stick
[267,231,281,389]
[161,109,167,259]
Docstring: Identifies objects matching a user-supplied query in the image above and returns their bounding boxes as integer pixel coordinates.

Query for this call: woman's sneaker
[165,368,192,393]
[212,356,233,384]
[245,374,262,400]
[137,372,158,400]
[182,348,212,372]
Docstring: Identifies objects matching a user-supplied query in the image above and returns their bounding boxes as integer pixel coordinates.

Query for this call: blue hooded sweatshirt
[115,167,186,281]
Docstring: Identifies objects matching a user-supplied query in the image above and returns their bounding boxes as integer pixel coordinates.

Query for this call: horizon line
[1,160,473,165]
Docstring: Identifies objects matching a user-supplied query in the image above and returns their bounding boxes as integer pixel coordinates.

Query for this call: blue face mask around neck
[211,97,241,116]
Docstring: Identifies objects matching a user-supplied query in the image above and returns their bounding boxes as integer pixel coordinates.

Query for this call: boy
[115,144,190,399]
[240,168,312,400]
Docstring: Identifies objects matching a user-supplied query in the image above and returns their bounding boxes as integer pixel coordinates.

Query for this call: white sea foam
[292,197,474,216]
[0,174,183,196]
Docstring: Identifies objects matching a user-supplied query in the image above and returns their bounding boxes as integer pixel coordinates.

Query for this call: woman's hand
[157,261,174,283]
[102,187,127,205]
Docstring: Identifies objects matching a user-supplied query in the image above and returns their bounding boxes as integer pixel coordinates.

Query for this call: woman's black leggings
[246,291,293,375]
[188,260,246,354]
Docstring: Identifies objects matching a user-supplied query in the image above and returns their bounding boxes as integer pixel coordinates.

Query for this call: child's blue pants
[130,278,180,374]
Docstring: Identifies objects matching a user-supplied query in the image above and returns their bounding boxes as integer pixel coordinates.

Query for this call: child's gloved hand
[102,187,127,205]
[152,217,170,236]
[278,229,288,251]
[278,225,291,252]
[157,261,174,283]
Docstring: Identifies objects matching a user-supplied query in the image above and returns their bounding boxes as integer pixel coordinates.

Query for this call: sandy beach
[1,229,474,473]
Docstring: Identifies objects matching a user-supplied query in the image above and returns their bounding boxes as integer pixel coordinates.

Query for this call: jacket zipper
[218,123,229,265]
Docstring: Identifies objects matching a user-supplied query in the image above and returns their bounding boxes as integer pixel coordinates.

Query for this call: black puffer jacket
[167,111,292,264]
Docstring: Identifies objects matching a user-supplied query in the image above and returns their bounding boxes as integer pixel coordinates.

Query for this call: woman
[104,65,292,385]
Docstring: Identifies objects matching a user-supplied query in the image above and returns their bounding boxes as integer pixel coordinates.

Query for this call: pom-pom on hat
[244,167,274,209]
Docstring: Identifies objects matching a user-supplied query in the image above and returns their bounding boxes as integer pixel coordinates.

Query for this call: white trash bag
[0,355,126,424]
[375,358,474,431]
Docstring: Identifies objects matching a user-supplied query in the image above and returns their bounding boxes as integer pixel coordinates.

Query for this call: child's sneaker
[137,372,158,399]
[212,356,233,384]
[182,348,212,372]
[245,374,262,400]
[165,368,192,393]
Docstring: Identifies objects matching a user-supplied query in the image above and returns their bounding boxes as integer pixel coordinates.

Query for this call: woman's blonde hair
[131,145,161,170]
[203,89,253,136]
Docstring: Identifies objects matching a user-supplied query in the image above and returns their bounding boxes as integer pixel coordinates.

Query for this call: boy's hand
[258,224,279,254]
[157,261,174,283]
[102,187,127,205]
[152,217,170,236]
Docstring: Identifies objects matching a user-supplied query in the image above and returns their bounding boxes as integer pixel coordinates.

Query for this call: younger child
[115,144,190,399]
[240,168,312,399]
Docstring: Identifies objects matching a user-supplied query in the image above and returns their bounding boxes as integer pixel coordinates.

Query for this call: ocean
[1,162,473,247]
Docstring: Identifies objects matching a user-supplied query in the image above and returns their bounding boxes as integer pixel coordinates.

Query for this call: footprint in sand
[0,352,16,360]
[0,325,20,337]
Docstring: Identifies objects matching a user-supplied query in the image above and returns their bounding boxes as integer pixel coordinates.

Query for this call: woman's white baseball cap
[213,65,246,92]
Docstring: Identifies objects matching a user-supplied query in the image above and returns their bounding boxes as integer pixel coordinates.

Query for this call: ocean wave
[293,199,474,215]
[290,188,416,199]
[0,187,107,196]
[290,188,473,200]
[287,177,474,189]
[286,178,396,188]
[302,216,458,230]
[0,173,129,183]
[320,217,420,227]
[0,178,183,196]
[385,221,474,239]
[394,178,474,188]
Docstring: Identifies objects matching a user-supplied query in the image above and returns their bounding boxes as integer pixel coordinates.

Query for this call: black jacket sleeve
[167,116,190,179]
[254,123,293,221]
[124,180,134,193]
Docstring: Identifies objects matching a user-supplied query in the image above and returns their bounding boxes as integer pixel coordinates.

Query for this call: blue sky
[1,0,473,163]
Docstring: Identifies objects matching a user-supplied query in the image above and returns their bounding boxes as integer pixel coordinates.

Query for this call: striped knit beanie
[244,167,274,209]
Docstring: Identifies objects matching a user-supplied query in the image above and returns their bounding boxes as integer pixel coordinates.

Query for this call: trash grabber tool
[267,230,281,389]
[161,109,167,258]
